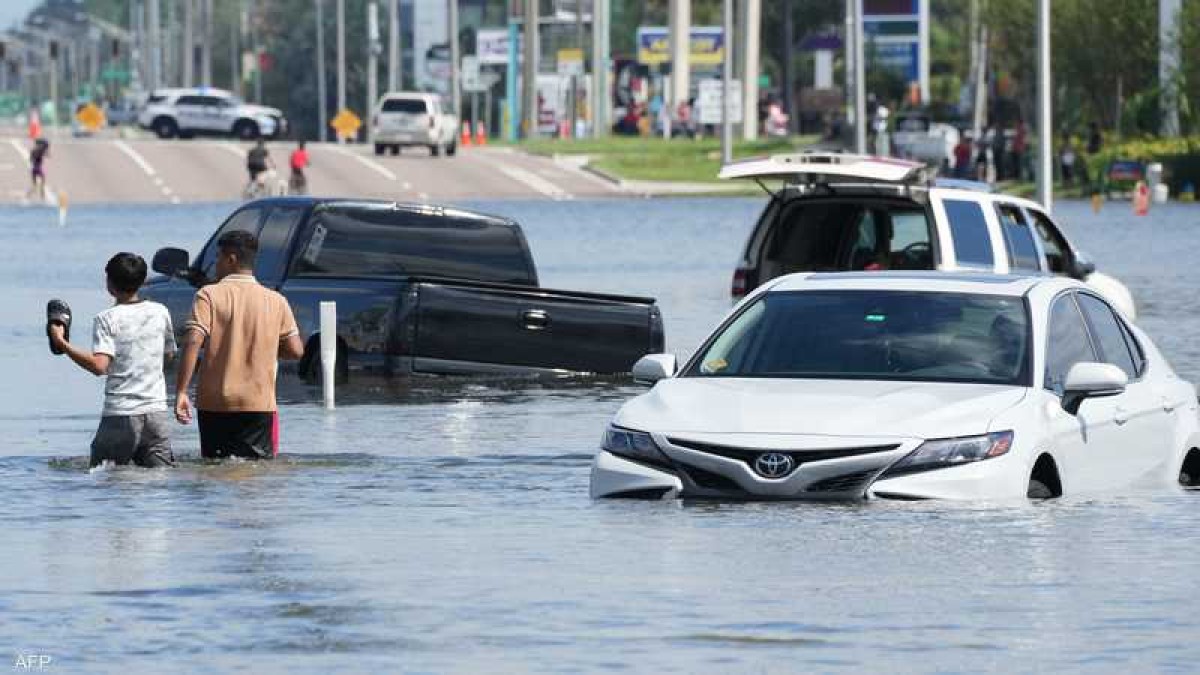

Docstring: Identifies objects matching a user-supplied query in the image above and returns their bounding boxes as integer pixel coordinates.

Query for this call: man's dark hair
[106,252,147,294]
[217,230,259,268]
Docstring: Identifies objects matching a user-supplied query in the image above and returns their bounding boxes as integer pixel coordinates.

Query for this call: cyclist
[245,139,274,197]
[288,140,309,195]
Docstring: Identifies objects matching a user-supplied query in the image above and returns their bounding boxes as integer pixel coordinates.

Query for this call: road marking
[328,145,398,181]
[113,140,157,177]
[8,138,27,163]
[499,165,572,200]
[211,142,246,159]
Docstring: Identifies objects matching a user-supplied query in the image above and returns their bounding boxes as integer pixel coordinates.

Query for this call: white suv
[138,87,288,140]
[721,153,1136,319]
[371,92,459,157]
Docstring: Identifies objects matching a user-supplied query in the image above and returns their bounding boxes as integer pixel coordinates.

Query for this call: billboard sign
[636,26,724,67]
[863,0,922,83]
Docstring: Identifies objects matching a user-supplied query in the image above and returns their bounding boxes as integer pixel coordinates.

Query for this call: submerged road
[0,134,625,205]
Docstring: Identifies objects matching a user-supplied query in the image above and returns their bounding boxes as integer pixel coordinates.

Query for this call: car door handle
[1113,407,1129,426]
[1162,398,1177,413]
[521,309,550,331]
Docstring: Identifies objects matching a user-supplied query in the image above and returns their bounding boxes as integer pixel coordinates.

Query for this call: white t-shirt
[92,301,177,416]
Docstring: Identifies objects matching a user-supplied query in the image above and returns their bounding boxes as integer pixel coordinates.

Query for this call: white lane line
[402,181,412,190]
[499,165,572,200]
[113,140,157,177]
[8,138,28,163]
[328,145,398,181]
[211,142,246,159]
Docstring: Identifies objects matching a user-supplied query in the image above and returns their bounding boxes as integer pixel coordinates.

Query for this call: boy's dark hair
[217,230,259,268]
[106,253,148,294]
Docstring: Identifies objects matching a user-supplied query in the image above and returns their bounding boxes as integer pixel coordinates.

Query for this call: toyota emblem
[754,452,794,479]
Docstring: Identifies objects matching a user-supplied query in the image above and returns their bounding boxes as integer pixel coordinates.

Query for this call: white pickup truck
[720,153,1136,319]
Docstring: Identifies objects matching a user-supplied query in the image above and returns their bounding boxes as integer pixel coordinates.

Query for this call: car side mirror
[152,247,192,280]
[1061,362,1127,415]
[1070,251,1097,279]
[632,354,677,384]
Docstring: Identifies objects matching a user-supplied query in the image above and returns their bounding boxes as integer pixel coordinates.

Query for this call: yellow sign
[637,27,724,67]
[330,108,362,140]
[75,102,106,132]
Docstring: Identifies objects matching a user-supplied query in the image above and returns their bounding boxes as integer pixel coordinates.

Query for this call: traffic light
[49,40,58,60]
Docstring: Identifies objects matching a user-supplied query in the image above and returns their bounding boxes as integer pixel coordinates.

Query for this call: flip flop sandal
[46,298,71,355]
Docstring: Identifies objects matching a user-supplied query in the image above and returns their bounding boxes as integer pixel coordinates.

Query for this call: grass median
[516,135,820,184]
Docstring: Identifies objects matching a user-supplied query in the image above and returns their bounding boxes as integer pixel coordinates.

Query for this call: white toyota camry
[591,272,1200,501]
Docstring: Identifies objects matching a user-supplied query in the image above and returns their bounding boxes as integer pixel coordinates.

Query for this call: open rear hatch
[718,153,934,195]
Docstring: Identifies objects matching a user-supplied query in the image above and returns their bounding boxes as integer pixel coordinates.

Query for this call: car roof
[765,271,1074,296]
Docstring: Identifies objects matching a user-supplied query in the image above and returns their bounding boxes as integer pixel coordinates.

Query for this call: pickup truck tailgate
[409,279,664,375]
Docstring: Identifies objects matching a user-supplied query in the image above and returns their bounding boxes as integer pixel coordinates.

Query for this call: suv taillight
[732,267,748,298]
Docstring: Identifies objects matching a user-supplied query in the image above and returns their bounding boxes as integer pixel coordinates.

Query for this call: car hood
[244,104,284,117]
[614,377,1027,441]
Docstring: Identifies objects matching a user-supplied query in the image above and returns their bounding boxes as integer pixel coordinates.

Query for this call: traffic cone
[28,110,41,140]
[475,120,487,146]
[461,122,473,148]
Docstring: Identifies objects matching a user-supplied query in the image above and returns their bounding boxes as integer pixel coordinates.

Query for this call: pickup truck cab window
[255,206,307,285]
[291,207,536,285]
[996,204,1041,272]
[941,199,994,268]
[197,206,265,281]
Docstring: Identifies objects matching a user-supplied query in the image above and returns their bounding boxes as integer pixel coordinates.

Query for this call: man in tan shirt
[174,230,304,459]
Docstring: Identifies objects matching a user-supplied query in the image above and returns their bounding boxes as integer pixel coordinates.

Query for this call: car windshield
[686,290,1030,385]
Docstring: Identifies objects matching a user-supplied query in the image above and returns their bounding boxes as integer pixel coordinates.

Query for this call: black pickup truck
[143,198,664,379]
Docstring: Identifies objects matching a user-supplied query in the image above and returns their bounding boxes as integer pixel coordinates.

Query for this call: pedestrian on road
[288,140,310,195]
[174,230,304,460]
[245,139,273,189]
[953,134,973,179]
[28,138,49,202]
[48,253,177,468]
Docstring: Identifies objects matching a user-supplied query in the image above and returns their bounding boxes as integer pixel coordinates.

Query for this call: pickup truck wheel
[390,145,400,155]
[233,120,260,140]
[374,143,385,156]
[430,143,442,157]
[447,141,457,157]
[152,117,178,139]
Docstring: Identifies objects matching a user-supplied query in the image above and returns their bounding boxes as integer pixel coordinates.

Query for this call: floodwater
[2,197,1199,672]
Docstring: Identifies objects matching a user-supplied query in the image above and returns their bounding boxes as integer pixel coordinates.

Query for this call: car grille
[678,465,742,492]
[806,469,878,493]
[667,438,899,469]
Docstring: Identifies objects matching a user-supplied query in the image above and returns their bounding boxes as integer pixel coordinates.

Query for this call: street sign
[461,55,483,92]
[697,79,742,125]
[75,102,105,132]
[557,48,584,77]
[330,108,362,141]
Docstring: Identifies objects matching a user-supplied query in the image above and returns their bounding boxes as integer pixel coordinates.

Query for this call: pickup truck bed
[145,198,665,379]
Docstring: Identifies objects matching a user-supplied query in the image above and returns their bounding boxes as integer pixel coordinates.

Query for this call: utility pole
[573,0,584,137]
[201,0,212,87]
[183,0,193,86]
[230,12,239,94]
[741,0,760,140]
[148,0,161,89]
[522,0,538,138]
[721,0,733,164]
[449,0,461,130]
[1036,0,1052,210]
[316,0,327,141]
[336,0,346,115]
[1159,0,1182,136]
[917,0,929,104]
[844,0,853,135]
[368,1,379,144]
[782,0,794,133]
[853,0,865,154]
[388,0,400,91]
[668,0,690,112]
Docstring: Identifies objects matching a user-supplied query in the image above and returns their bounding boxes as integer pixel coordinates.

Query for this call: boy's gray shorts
[90,412,175,468]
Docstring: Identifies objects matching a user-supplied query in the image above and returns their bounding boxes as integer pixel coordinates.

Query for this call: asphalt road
[0,134,625,205]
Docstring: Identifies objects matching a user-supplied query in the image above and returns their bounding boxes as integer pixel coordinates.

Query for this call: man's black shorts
[198,411,278,460]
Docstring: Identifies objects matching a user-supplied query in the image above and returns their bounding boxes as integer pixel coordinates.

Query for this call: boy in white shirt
[48,253,177,468]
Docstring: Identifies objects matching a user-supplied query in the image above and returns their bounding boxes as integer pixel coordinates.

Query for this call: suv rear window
[764,201,934,274]
[381,98,429,114]
[942,199,994,267]
[292,207,534,285]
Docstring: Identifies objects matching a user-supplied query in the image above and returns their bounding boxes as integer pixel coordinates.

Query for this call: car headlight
[880,431,1013,478]
[602,425,670,468]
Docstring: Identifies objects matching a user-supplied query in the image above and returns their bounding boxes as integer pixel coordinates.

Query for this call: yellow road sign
[330,108,362,141]
[75,102,105,132]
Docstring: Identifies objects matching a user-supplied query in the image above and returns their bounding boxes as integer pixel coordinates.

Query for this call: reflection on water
[1,199,1199,671]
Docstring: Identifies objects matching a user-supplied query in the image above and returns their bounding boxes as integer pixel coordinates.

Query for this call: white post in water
[319,301,337,410]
